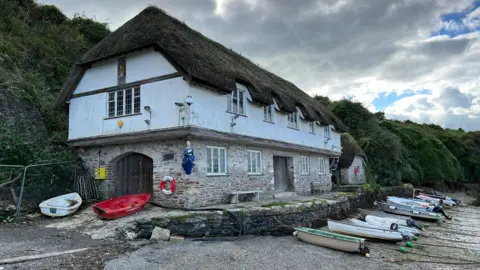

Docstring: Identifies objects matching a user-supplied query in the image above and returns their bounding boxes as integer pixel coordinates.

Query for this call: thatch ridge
[57,6,346,131]
[339,133,366,169]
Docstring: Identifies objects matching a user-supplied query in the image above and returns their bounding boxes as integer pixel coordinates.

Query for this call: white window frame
[300,156,309,175]
[264,105,274,123]
[287,111,298,129]
[319,157,326,175]
[247,150,262,174]
[324,125,331,138]
[206,146,227,175]
[107,86,140,118]
[227,84,247,115]
[309,122,315,134]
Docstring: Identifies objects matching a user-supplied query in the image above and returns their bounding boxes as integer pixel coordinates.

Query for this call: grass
[261,202,293,208]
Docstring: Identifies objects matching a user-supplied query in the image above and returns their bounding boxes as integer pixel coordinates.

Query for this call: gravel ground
[0,219,135,270]
[1,193,479,270]
[105,203,480,270]
[105,235,471,270]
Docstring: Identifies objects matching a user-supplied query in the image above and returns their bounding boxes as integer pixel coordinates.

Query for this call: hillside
[0,0,109,209]
[316,96,480,187]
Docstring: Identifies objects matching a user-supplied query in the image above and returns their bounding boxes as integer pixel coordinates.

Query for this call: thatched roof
[339,133,366,169]
[56,6,346,131]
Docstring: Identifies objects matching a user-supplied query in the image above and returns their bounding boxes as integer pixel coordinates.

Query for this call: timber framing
[70,72,182,99]
[68,126,342,156]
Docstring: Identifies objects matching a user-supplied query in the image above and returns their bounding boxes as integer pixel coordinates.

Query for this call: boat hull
[328,219,404,242]
[93,193,151,220]
[378,202,441,221]
[39,192,82,217]
[295,229,365,253]
[364,215,421,235]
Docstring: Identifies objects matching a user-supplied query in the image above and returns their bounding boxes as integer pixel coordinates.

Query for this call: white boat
[378,201,442,221]
[364,215,422,235]
[327,219,405,242]
[39,193,82,217]
[415,194,456,207]
[387,196,432,209]
[293,227,370,256]
[358,209,425,229]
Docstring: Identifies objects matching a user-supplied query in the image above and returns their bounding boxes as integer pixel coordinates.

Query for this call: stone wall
[128,187,413,239]
[78,138,333,208]
[340,155,366,185]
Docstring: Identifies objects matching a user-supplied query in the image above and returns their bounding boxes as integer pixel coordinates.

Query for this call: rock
[170,235,184,242]
[138,224,154,230]
[135,219,151,225]
[136,229,153,239]
[124,230,138,240]
[150,227,170,241]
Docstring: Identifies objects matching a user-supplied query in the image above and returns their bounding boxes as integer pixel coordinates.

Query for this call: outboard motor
[432,206,452,220]
[406,218,423,230]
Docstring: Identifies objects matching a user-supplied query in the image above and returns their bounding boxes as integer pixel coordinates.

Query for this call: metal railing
[0,161,73,216]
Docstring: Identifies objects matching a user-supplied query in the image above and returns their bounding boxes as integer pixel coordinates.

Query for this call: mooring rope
[413,242,480,251]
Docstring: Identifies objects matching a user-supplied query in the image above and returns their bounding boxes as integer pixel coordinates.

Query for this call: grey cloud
[432,87,473,108]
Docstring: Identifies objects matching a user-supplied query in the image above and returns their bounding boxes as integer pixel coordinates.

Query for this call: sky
[41,0,480,130]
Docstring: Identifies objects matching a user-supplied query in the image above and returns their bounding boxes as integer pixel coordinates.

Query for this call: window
[319,157,327,175]
[264,105,274,122]
[287,111,298,129]
[207,146,227,175]
[324,125,331,138]
[248,150,262,174]
[117,58,126,85]
[309,122,315,134]
[300,156,309,175]
[107,86,140,118]
[227,86,246,115]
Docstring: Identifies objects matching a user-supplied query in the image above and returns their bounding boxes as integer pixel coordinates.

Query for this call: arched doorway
[115,153,153,196]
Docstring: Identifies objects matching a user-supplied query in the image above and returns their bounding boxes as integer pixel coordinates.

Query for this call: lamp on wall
[185,95,193,106]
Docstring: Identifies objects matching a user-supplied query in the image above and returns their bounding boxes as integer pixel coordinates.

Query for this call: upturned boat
[92,193,151,220]
[327,219,406,242]
[39,192,82,217]
[378,201,441,221]
[293,227,370,256]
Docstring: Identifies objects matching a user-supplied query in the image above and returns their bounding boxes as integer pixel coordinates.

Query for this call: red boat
[92,193,151,220]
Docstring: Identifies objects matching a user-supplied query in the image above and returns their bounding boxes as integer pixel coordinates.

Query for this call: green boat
[293,227,370,256]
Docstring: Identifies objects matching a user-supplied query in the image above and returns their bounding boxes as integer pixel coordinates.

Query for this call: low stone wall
[126,186,412,239]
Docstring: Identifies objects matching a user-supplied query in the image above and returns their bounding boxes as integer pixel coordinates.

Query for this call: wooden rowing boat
[378,201,441,221]
[327,219,405,242]
[293,227,370,256]
[92,193,151,220]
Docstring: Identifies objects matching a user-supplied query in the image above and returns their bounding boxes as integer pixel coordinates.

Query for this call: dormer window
[264,105,274,122]
[228,83,247,115]
[287,111,298,129]
[117,58,126,85]
[309,122,315,134]
[324,125,331,138]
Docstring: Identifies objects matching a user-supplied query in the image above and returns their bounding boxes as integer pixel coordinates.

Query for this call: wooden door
[116,153,153,196]
[273,156,288,192]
